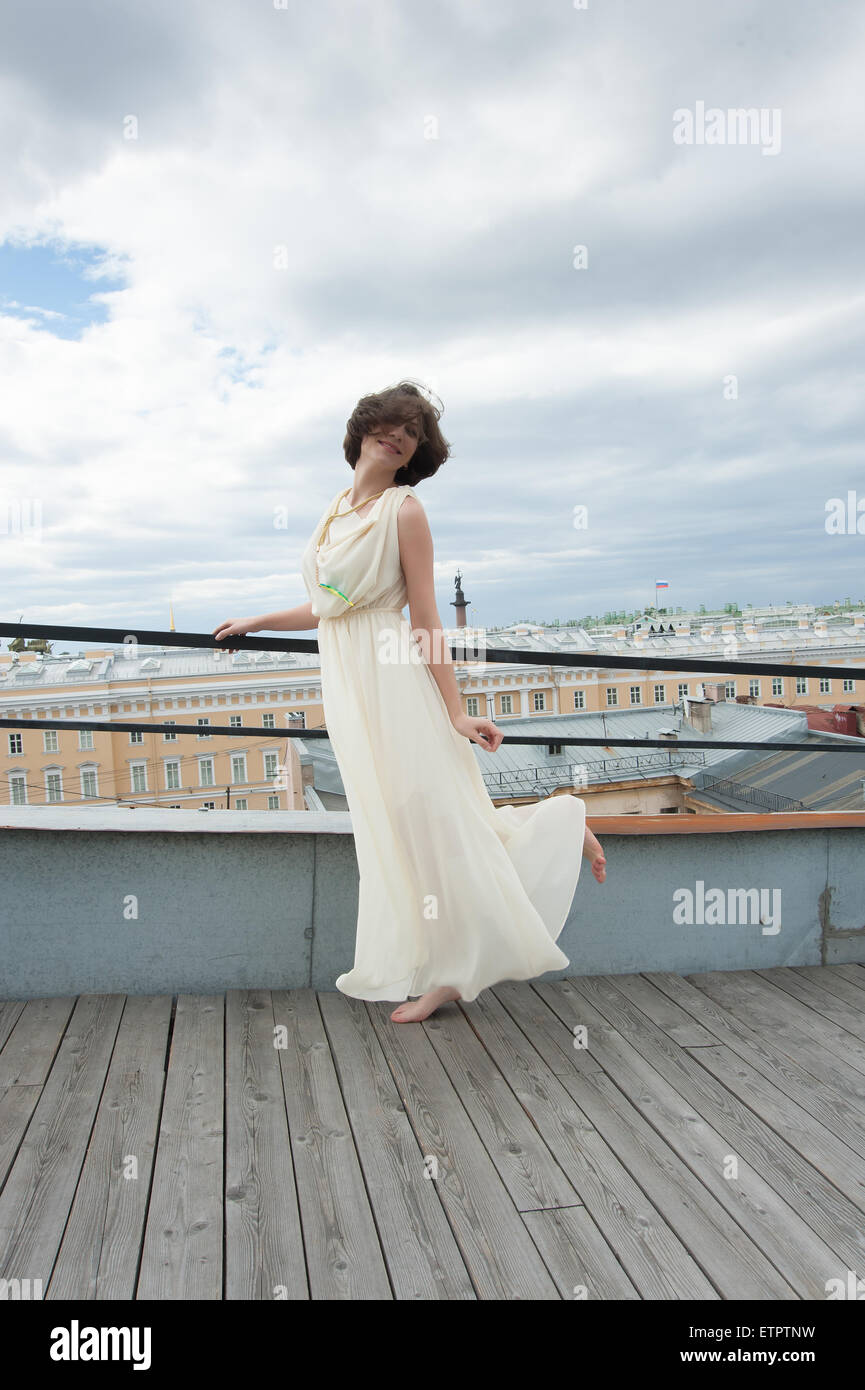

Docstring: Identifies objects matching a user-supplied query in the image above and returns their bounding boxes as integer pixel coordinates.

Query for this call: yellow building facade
[2,619,863,809]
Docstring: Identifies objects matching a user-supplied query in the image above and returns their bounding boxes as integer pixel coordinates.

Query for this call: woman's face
[362,415,420,468]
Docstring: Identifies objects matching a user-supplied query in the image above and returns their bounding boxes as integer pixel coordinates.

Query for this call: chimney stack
[685,698,713,734]
[701,681,725,702]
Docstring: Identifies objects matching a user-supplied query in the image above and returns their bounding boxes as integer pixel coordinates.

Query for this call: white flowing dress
[300,482,587,1003]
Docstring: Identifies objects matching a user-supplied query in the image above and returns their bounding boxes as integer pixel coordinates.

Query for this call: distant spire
[451,570,469,628]
[169,601,176,632]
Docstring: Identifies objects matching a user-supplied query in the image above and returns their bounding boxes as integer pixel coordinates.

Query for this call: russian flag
[655,580,669,588]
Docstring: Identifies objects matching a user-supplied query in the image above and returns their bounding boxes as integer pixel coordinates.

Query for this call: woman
[214,380,606,1022]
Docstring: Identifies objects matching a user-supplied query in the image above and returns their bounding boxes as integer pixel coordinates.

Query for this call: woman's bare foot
[390,986,461,1023]
[583,824,607,883]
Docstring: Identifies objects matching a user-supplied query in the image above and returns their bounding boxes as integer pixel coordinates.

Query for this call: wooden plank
[418,999,582,1212]
[799,965,865,1004]
[605,973,718,1048]
[694,971,865,1075]
[0,1087,42,1189]
[499,985,795,1299]
[0,997,76,1087]
[551,975,865,1292]
[137,995,224,1300]
[0,994,125,1286]
[521,1206,641,1300]
[0,1002,26,1054]
[682,1042,865,1215]
[319,992,475,1299]
[272,989,392,1300]
[225,990,308,1301]
[756,967,865,1041]
[469,985,717,1298]
[584,1066,797,1299]
[619,972,865,1161]
[47,996,172,1300]
[477,975,610,1079]
[687,971,865,1106]
[365,997,562,1299]
[486,976,608,1078]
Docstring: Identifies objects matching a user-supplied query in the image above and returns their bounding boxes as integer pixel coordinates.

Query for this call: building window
[749,680,761,697]
[466,697,479,716]
[201,801,216,810]
[46,771,63,802]
[653,684,665,703]
[230,715,242,727]
[606,687,618,707]
[231,754,247,784]
[81,768,98,799]
[234,797,248,810]
[796,677,808,695]
[10,773,27,805]
[199,758,215,787]
[819,678,831,694]
[267,794,280,809]
[130,730,144,744]
[79,728,94,750]
[197,718,211,739]
[165,761,181,790]
[163,721,177,741]
[574,690,585,710]
[43,729,59,752]
[263,751,279,780]
[8,732,23,755]
[131,762,148,793]
[677,683,688,700]
[772,677,783,695]
[500,694,513,714]
[630,686,641,705]
[262,712,276,729]
[725,681,736,698]
[548,744,562,756]
[843,678,854,693]
[533,691,546,711]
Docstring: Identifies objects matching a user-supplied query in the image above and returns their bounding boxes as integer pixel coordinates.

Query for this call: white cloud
[1,0,864,635]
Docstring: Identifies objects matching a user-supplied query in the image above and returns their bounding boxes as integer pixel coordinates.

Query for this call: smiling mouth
[380,440,400,454]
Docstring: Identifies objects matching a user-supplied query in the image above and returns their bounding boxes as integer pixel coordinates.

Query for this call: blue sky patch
[0,239,128,340]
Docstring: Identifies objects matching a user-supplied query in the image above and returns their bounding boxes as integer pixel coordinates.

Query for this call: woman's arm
[213,601,319,648]
[397,497,502,750]
[397,498,462,718]
[250,602,320,632]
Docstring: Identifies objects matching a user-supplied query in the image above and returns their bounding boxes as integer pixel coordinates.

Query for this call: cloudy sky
[1,0,863,649]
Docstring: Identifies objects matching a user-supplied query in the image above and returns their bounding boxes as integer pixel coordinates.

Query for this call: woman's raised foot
[583,825,607,883]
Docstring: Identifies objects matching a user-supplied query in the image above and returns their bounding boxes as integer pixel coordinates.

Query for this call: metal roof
[0,645,321,689]
[297,702,827,805]
[691,734,865,811]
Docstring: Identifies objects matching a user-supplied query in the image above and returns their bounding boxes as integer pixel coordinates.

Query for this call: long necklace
[314,485,394,606]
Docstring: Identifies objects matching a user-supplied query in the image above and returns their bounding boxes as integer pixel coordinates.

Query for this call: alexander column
[450,570,469,628]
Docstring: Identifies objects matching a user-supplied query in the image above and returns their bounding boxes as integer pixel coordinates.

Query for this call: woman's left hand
[451,713,503,752]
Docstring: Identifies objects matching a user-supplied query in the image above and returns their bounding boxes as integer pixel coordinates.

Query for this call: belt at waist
[319,606,406,623]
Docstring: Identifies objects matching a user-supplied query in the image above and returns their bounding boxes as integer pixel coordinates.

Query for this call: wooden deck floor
[1,965,864,1300]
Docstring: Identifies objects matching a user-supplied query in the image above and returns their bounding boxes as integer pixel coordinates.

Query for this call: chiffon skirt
[317,608,587,1002]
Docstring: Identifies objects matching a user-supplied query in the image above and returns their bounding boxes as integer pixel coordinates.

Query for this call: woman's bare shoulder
[397,490,428,522]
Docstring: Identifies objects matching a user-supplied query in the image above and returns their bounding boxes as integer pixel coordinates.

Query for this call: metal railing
[482,749,709,794]
[697,777,807,812]
[1,620,864,754]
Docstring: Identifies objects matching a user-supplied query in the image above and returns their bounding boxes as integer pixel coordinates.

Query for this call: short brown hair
[343,379,450,487]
